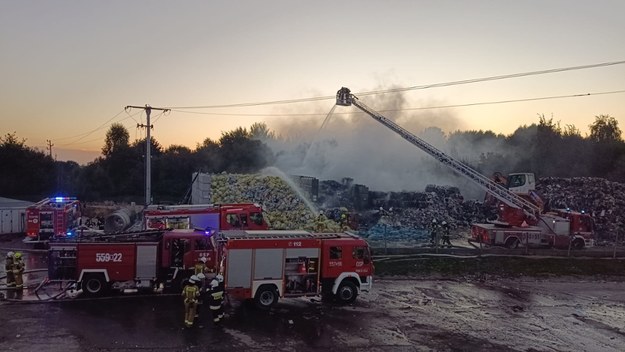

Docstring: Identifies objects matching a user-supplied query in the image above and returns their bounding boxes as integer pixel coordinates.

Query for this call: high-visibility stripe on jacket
[183,285,199,303]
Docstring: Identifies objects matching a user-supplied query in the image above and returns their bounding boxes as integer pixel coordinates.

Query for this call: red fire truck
[47,229,219,296]
[25,197,81,243]
[220,230,374,309]
[143,203,268,232]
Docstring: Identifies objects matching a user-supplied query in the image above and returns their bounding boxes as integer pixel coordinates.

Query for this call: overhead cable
[166,60,625,109]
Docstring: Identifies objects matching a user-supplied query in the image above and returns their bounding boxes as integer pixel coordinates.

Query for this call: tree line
[0,115,622,203]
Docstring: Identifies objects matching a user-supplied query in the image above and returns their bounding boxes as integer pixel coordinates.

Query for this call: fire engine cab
[219,230,374,309]
[25,197,81,243]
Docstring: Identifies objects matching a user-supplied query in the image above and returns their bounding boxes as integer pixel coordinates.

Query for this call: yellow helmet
[14,252,22,259]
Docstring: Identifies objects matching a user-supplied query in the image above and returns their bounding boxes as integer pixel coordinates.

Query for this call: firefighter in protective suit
[182,275,200,327]
[12,252,25,289]
[5,252,15,287]
[208,274,225,325]
[194,257,207,275]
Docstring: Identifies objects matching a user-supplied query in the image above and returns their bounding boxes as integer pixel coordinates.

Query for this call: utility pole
[125,105,170,206]
[46,139,54,157]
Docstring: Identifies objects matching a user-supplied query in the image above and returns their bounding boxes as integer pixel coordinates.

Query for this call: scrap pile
[537,177,625,240]
[208,173,318,230]
[205,172,625,244]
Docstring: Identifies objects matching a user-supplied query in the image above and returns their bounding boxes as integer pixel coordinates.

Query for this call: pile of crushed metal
[194,173,625,244]
[537,177,625,241]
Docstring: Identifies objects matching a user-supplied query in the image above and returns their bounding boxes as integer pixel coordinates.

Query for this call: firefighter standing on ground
[182,275,200,328]
[195,273,207,319]
[194,257,207,275]
[430,219,439,245]
[441,221,452,248]
[208,274,225,325]
[12,252,25,289]
[5,252,15,288]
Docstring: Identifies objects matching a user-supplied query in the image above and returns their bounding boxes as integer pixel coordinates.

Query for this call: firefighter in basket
[208,274,225,325]
[182,275,200,328]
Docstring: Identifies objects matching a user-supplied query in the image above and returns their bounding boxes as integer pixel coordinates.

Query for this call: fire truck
[47,229,219,296]
[219,230,373,309]
[143,203,268,231]
[25,197,81,243]
[335,87,594,250]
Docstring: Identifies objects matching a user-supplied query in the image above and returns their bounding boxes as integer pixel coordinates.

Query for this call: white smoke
[259,87,517,199]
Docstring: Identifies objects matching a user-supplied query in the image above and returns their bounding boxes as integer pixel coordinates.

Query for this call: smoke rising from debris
[259,87,519,198]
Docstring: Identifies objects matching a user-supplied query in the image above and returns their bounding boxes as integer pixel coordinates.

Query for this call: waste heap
[208,173,318,230]
[537,177,625,241]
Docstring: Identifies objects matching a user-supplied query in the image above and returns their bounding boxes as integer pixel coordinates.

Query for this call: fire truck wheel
[82,274,108,296]
[336,281,358,304]
[505,238,520,249]
[254,285,278,310]
[572,239,585,250]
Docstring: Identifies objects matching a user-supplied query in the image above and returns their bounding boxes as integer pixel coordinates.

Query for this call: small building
[0,197,33,235]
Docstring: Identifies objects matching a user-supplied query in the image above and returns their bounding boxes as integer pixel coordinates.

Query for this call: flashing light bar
[54,196,77,203]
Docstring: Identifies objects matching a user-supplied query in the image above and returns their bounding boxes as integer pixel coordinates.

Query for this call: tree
[0,132,55,198]
[102,123,130,156]
[589,115,622,143]
[250,122,276,142]
[219,127,272,173]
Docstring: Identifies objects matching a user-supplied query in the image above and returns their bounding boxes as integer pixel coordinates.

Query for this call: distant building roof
[0,197,33,209]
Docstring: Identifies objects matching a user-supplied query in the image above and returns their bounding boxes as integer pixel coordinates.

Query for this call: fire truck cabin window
[250,212,263,225]
[330,246,342,259]
[195,238,212,250]
[352,246,365,259]
[226,214,241,227]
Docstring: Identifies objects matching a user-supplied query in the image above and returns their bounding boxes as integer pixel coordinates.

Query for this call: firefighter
[316,211,327,232]
[5,252,15,288]
[208,274,225,325]
[195,273,207,319]
[441,221,452,248]
[430,219,439,245]
[12,252,25,289]
[194,257,207,275]
[182,275,200,328]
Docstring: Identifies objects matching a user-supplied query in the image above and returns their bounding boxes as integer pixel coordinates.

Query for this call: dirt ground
[2,274,625,351]
[355,277,625,351]
[2,236,625,351]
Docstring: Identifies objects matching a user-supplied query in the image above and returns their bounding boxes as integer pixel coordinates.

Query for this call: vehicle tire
[82,274,108,296]
[335,281,358,304]
[254,285,278,310]
[572,239,585,250]
[505,237,520,249]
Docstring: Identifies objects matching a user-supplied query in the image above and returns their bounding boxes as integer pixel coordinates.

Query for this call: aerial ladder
[335,87,541,220]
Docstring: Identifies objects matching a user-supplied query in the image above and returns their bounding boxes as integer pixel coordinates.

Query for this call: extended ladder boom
[336,87,540,214]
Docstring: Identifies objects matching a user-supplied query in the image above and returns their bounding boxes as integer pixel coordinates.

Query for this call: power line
[168,89,625,117]
[166,59,625,109]
[56,111,142,147]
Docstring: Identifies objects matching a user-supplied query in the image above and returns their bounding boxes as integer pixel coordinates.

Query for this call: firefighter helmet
[196,273,205,280]
[210,279,219,289]
[14,252,22,259]
[189,275,199,284]
[199,257,207,263]
[216,274,224,283]
[6,251,14,258]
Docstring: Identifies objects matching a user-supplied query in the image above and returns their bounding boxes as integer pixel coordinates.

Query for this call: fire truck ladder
[335,87,540,215]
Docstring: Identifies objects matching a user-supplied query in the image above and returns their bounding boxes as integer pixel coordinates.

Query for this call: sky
[1,0,625,167]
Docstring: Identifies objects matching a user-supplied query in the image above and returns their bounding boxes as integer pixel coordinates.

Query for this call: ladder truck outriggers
[335,87,594,249]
